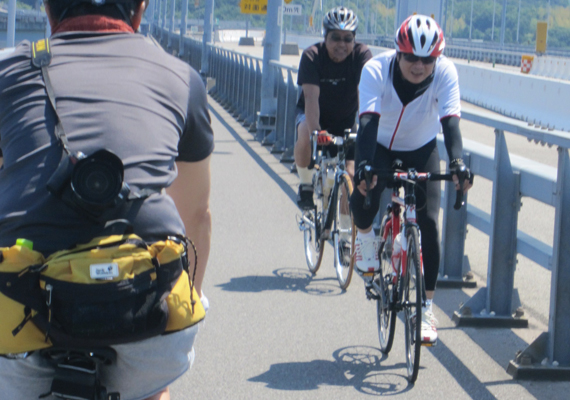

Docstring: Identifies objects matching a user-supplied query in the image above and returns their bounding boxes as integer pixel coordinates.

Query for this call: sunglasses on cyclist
[401,53,437,65]
[329,34,354,43]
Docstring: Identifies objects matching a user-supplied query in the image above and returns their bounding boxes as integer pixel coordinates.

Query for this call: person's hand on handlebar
[354,161,377,196]
[450,158,474,194]
[316,130,334,146]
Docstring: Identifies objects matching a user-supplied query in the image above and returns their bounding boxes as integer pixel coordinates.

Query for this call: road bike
[298,130,356,290]
[359,163,467,383]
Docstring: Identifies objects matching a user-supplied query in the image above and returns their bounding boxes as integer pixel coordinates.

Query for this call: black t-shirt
[0,33,214,254]
[296,41,372,135]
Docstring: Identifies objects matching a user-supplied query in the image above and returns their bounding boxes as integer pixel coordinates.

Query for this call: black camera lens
[71,150,124,206]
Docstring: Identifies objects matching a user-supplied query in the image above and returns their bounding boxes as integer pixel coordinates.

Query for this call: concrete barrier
[219,29,264,44]
[456,62,570,131]
[530,55,570,81]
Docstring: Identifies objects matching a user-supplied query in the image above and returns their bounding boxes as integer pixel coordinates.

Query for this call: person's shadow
[215,268,345,297]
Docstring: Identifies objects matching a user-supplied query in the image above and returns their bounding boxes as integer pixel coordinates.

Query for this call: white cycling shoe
[420,307,438,345]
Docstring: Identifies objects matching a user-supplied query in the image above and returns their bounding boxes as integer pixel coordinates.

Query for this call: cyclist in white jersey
[349,15,473,345]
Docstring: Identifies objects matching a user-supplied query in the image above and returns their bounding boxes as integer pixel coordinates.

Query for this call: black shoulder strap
[31,39,72,155]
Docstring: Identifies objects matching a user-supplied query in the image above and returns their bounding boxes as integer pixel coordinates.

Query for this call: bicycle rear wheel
[376,213,396,354]
[303,173,325,274]
[333,173,355,290]
[403,225,422,383]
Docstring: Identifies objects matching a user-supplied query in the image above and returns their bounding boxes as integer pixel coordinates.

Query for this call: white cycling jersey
[359,50,461,151]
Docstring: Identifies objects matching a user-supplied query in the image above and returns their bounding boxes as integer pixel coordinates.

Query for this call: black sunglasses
[402,53,437,65]
[329,35,354,43]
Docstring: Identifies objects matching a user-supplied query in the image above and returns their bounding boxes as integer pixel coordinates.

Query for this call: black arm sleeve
[441,116,463,161]
[356,113,379,165]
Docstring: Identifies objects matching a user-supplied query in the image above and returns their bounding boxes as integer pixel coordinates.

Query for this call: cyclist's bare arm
[166,155,212,296]
[302,83,321,133]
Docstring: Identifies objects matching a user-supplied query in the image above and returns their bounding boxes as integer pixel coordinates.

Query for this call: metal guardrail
[153,24,570,379]
[376,36,570,67]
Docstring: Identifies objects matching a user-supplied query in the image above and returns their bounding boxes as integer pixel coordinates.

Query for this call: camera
[47,149,130,221]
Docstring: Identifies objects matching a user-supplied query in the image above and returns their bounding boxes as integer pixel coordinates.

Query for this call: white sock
[340,214,352,240]
[425,299,433,312]
[297,166,314,185]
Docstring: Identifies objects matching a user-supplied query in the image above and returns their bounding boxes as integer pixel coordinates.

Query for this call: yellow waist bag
[0,234,205,355]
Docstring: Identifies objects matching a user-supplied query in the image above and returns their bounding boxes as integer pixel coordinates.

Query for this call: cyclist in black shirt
[294,6,372,210]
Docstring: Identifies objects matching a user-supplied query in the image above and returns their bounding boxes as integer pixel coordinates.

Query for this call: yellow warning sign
[536,21,547,54]
[240,0,267,14]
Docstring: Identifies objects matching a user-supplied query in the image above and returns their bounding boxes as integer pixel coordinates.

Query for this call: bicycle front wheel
[303,175,325,274]
[403,225,422,383]
[333,173,355,290]
[377,213,396,354]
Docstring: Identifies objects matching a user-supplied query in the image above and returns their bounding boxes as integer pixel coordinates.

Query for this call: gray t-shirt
[0,32,214,255]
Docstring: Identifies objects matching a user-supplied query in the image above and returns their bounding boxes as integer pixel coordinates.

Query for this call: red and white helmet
[395,15,445,57]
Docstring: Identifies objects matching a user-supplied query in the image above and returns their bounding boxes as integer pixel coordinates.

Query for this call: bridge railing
[153,24,570,379]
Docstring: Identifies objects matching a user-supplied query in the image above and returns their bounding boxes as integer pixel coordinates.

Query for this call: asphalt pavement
[168,81,570,399]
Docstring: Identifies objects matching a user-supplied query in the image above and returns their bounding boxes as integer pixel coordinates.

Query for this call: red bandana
[51,15,134,35]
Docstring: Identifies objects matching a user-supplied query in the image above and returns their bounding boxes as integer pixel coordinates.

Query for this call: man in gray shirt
[0,0,213,398]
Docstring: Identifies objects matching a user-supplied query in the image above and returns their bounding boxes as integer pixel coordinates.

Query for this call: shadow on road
[248,345,413,395]
[215,268,346,296]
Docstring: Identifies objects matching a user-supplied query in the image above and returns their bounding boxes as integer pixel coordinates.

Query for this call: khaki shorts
[0,324,200,400]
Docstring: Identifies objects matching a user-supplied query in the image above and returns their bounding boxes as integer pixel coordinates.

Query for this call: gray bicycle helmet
[323,7,359,33]
[47,0,147,23]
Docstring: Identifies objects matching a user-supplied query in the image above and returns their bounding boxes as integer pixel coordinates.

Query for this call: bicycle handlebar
[311,130,356,163]
[362,166,466,211]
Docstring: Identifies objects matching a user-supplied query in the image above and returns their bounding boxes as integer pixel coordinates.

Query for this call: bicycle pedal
[421,341,437,347]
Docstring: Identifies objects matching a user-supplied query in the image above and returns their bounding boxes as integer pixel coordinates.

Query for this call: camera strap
[31,39,159,202]
[31,39,73,156]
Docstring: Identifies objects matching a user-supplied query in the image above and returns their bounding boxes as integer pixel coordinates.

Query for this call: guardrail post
[201,0,214,78]
[242,58,255,129]
[256,0,281,142]
[160,0,167,42]
[279,70,298,164]
[235,56,247,119]
[508,147,570,379]
[241,58,254,127]
[167,0,175,49]
[208,47,219,96]
[453,129,527,328]
[268,68,287,149]
[238,57,251,123]
[178,0,188,57]
[249,59,262,134]
[438,153,476,289]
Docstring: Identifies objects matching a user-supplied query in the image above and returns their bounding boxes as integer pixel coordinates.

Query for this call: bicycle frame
[299,131,354,240]
[375,179,424,310]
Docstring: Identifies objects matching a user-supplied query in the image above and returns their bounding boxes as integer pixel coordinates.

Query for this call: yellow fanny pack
[0,234,205,355]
